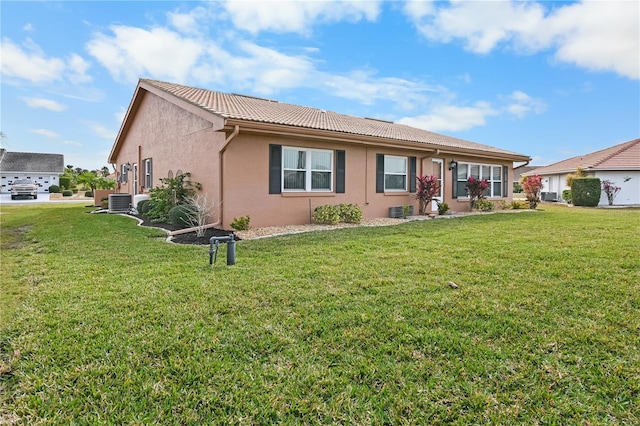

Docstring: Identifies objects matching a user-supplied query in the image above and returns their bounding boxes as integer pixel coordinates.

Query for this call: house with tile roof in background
[523,138,640,205]
[0,149,64,194]
[108,79,530,228]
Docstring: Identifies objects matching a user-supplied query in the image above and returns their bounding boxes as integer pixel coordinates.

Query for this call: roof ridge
[591,138,640,168]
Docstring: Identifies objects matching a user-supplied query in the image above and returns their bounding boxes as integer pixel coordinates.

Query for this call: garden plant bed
[130,213,236,245]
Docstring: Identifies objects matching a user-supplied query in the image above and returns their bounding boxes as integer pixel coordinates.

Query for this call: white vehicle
[10,179,38,200]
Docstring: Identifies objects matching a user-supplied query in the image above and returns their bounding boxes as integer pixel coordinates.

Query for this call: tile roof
[524,138,640,175]
[0,150,64,173]
[140,79,528,159]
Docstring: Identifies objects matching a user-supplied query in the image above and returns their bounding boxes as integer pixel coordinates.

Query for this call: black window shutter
[376,154,384,193]
[452,164,458,199]
[503,165,509,198]
[336,150,345,193]
[269,144,282,194]
[409,156,417,193]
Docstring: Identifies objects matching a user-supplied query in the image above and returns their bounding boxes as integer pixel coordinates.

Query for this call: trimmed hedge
[59,176,71,190]
[48,185,60,193]
[312,204,363,225]
[85,191,94,197]
[562,189,572,203]
[62,190,73,197]
[571,178,601,207]
[137,199,152,215]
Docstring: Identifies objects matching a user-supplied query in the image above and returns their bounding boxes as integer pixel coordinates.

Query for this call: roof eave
[224,119,530,162]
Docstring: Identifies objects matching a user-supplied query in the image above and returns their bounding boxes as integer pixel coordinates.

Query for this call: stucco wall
[113,92,224,205]
[222,133,514,228]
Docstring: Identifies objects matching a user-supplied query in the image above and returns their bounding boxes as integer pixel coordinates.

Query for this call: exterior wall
[113,92,224,209]
[222,134,516,228]
[1,173,60,193]
[595,171,640,205]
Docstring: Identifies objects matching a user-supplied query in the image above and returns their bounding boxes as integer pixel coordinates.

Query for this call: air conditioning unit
[108,194,132,212]
[389,205,413,218]
[541,192,557,202]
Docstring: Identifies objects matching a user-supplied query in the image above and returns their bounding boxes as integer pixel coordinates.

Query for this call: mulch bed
[132,214,237,245]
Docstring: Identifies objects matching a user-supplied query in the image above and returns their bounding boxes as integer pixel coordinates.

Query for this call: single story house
[522,138,640,205]
[108,79,530,228]
[0,149,64,193]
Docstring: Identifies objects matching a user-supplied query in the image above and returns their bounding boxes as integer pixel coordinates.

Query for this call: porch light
[448,160,458,170]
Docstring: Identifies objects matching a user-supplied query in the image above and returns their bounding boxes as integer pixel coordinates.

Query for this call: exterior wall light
[448,160,458,170]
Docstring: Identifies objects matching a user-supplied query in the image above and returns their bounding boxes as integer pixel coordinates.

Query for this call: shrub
[168,204,196,228]
[521,175,543,209]
[437,202,450,215]
[338,204,363,224]
[566,166,586,187]
[59,176,71,190]
[147,172,201,222]
[62,190,73,197]
[571,178,601,207]
[510,200,530,210]
[101,200,109,209]
[562,189,572,204]
[414,175,440,215]
[475,199,494,211]
[465,177,488,210]
[84,191,94,198]
[312,205,341,225]
[230,215,251,231]
[48,185,60,193]
[137,199,152,215]
[71,187,79,194]
[601,180,621,206]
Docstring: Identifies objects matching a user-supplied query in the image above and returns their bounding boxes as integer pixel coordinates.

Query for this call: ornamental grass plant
[1,203,639,424]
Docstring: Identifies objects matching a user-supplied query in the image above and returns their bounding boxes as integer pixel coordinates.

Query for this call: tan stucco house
[108,79,530,228]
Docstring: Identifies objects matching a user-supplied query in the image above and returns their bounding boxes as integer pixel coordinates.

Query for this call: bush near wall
[48,185,60,193]
[571,178,601,207]
[62,190,73,197]
[59,176,71,190]
[562,189,572,204]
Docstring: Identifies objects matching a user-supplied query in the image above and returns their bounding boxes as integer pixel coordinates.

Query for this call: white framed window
[456,162,503,197]
[144,158,153,189]
[282,147,333,192]
[384,155,408,191]
[133,163,138,195]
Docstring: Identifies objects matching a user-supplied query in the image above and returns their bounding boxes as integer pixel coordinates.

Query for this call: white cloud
[222,0,381,35]
[0,37,94,84]
[1,37,65,83]
[63,140,82,147]
[504,90,546,118]
[86,26,204,83]
[22,97,67,112]
[403,0,639,79]
[23,23,35,32]
[85,121,117,140]
[397,102,499,132]
[30,129,59,138]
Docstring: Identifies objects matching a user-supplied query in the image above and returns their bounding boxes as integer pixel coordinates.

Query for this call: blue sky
[1,0,638,171]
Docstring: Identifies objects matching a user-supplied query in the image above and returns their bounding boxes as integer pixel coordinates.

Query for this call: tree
[77,171,99,191]
[601,180,621,206]
[521,175,543,209]
[414,175,441,215]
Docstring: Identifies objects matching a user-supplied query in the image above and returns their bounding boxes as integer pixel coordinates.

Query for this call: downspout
[218,125,240,228]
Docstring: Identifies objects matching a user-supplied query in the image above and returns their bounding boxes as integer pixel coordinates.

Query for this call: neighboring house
[523,138,640,205]
[513,165,541,191]
[0,149,64,193]
[108,79,530,228]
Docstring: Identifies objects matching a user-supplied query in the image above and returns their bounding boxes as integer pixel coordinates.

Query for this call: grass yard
[1,203,639,424]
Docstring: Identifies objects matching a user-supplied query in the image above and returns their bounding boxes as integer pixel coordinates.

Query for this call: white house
[0,149,65,193]
[523,139,640,206]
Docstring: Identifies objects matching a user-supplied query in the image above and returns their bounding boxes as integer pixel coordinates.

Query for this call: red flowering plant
[465,176,488,210]
[521,175,543,209]
[415,175,441,215]
[601,179,621,206]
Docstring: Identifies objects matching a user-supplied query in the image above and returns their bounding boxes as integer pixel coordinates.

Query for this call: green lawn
[1,203,639,424]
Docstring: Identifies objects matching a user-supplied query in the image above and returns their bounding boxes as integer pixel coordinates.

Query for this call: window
[144,158,153,189]
[133,163,138,195]
[456,162,503,197]
[384,155,408,191]
[120,164,128,183]
[282,147,333,192]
